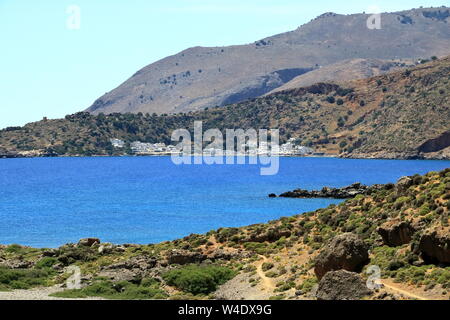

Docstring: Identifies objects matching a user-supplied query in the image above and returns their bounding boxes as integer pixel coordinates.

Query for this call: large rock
[316,270,373,300]
[314,233,369,279]
[166,249,206,265]
[77,238,101,247]
[396,176,413,191]
[418,227,450,265]
[377,220,415,247]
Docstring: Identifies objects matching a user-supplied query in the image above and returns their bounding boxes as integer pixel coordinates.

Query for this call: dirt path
[256,255,276,291]
[381,280,427,300]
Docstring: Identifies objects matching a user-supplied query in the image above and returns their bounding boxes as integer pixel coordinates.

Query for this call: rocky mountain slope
[268,58,412,94]
[1,56,449,159]
[1,169,449,300]
[86,7,450,115]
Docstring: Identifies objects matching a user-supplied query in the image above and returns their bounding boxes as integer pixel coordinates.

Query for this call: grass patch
[0,267,55,290]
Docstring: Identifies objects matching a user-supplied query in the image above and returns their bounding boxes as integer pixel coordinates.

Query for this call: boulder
[418,227,450,265]
[166,249,206,265]
[396,176,413,191]
[314,233,369,279]
[377,220,415,247]
[77,238,101,247]
[316,270,373,300]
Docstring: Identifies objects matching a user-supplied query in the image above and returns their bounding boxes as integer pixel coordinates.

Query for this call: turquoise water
[0,157,449,248]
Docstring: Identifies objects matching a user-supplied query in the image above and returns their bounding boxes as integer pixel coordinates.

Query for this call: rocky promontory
[272,183,383,199]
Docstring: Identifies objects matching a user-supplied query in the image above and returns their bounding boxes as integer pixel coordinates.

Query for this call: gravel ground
[0,286,104,300]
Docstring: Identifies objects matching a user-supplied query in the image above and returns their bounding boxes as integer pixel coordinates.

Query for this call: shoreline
[1,153,449,161]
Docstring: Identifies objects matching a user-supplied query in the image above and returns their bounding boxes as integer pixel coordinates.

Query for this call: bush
[52,279,167,300]
[0,267,54,290]
[35,257,58,269]
[262,262,274,272]
[163,265,236,295]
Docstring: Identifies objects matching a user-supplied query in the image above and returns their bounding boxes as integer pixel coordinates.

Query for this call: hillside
[268,58,412,94]
[1,56,449,159]
[86,7,450,115]
[1,169,449,300]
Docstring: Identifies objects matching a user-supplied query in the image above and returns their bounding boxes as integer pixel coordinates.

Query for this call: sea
[0,156,449,248]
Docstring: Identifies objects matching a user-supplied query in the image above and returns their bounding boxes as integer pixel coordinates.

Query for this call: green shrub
[35,257,58,269]
[163,265,236,295]
[0,267,54,290]
[52,279,167,300]
[262,262,274,272]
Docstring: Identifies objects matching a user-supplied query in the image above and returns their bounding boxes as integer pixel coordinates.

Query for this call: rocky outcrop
[277,183,383,199]
[98,255,158,282]
[418,227,450,265]
[206,249,254,261]
[316,270,373,300]
[314,233,369,279]
[165,249,207,265]
[377,220,415,247]
[77,238,101,247]
[0,258,33,269]
[243,228,292,243]
[396,176,414,191]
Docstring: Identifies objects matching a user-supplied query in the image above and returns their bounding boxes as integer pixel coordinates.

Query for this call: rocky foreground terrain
[0,169,449,300]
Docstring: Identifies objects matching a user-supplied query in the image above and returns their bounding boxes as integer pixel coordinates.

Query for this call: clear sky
[0,0,448,129]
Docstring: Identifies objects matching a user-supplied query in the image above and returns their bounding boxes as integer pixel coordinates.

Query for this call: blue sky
[0,0,448,129]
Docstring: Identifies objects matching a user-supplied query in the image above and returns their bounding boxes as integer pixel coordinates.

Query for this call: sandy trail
[256,255,276,291]
[381,280,427,301]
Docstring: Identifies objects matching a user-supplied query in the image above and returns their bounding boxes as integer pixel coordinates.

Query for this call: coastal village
[110,138,315,156]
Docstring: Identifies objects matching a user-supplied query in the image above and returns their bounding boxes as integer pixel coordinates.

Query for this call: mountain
[86,7,450,116]
[1,56,449,159]
[1,169,449,300]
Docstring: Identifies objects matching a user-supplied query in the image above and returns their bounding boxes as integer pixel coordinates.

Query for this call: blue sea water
[0,156,449,248]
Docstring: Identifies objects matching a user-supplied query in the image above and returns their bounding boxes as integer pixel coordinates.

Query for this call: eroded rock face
[419,227,450,265]
[377,220,415,247]
[166,249,207,265]
[314,233,369,279]
[316,270,373,300]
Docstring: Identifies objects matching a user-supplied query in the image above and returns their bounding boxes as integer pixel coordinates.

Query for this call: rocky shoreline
[270,182,384,199]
